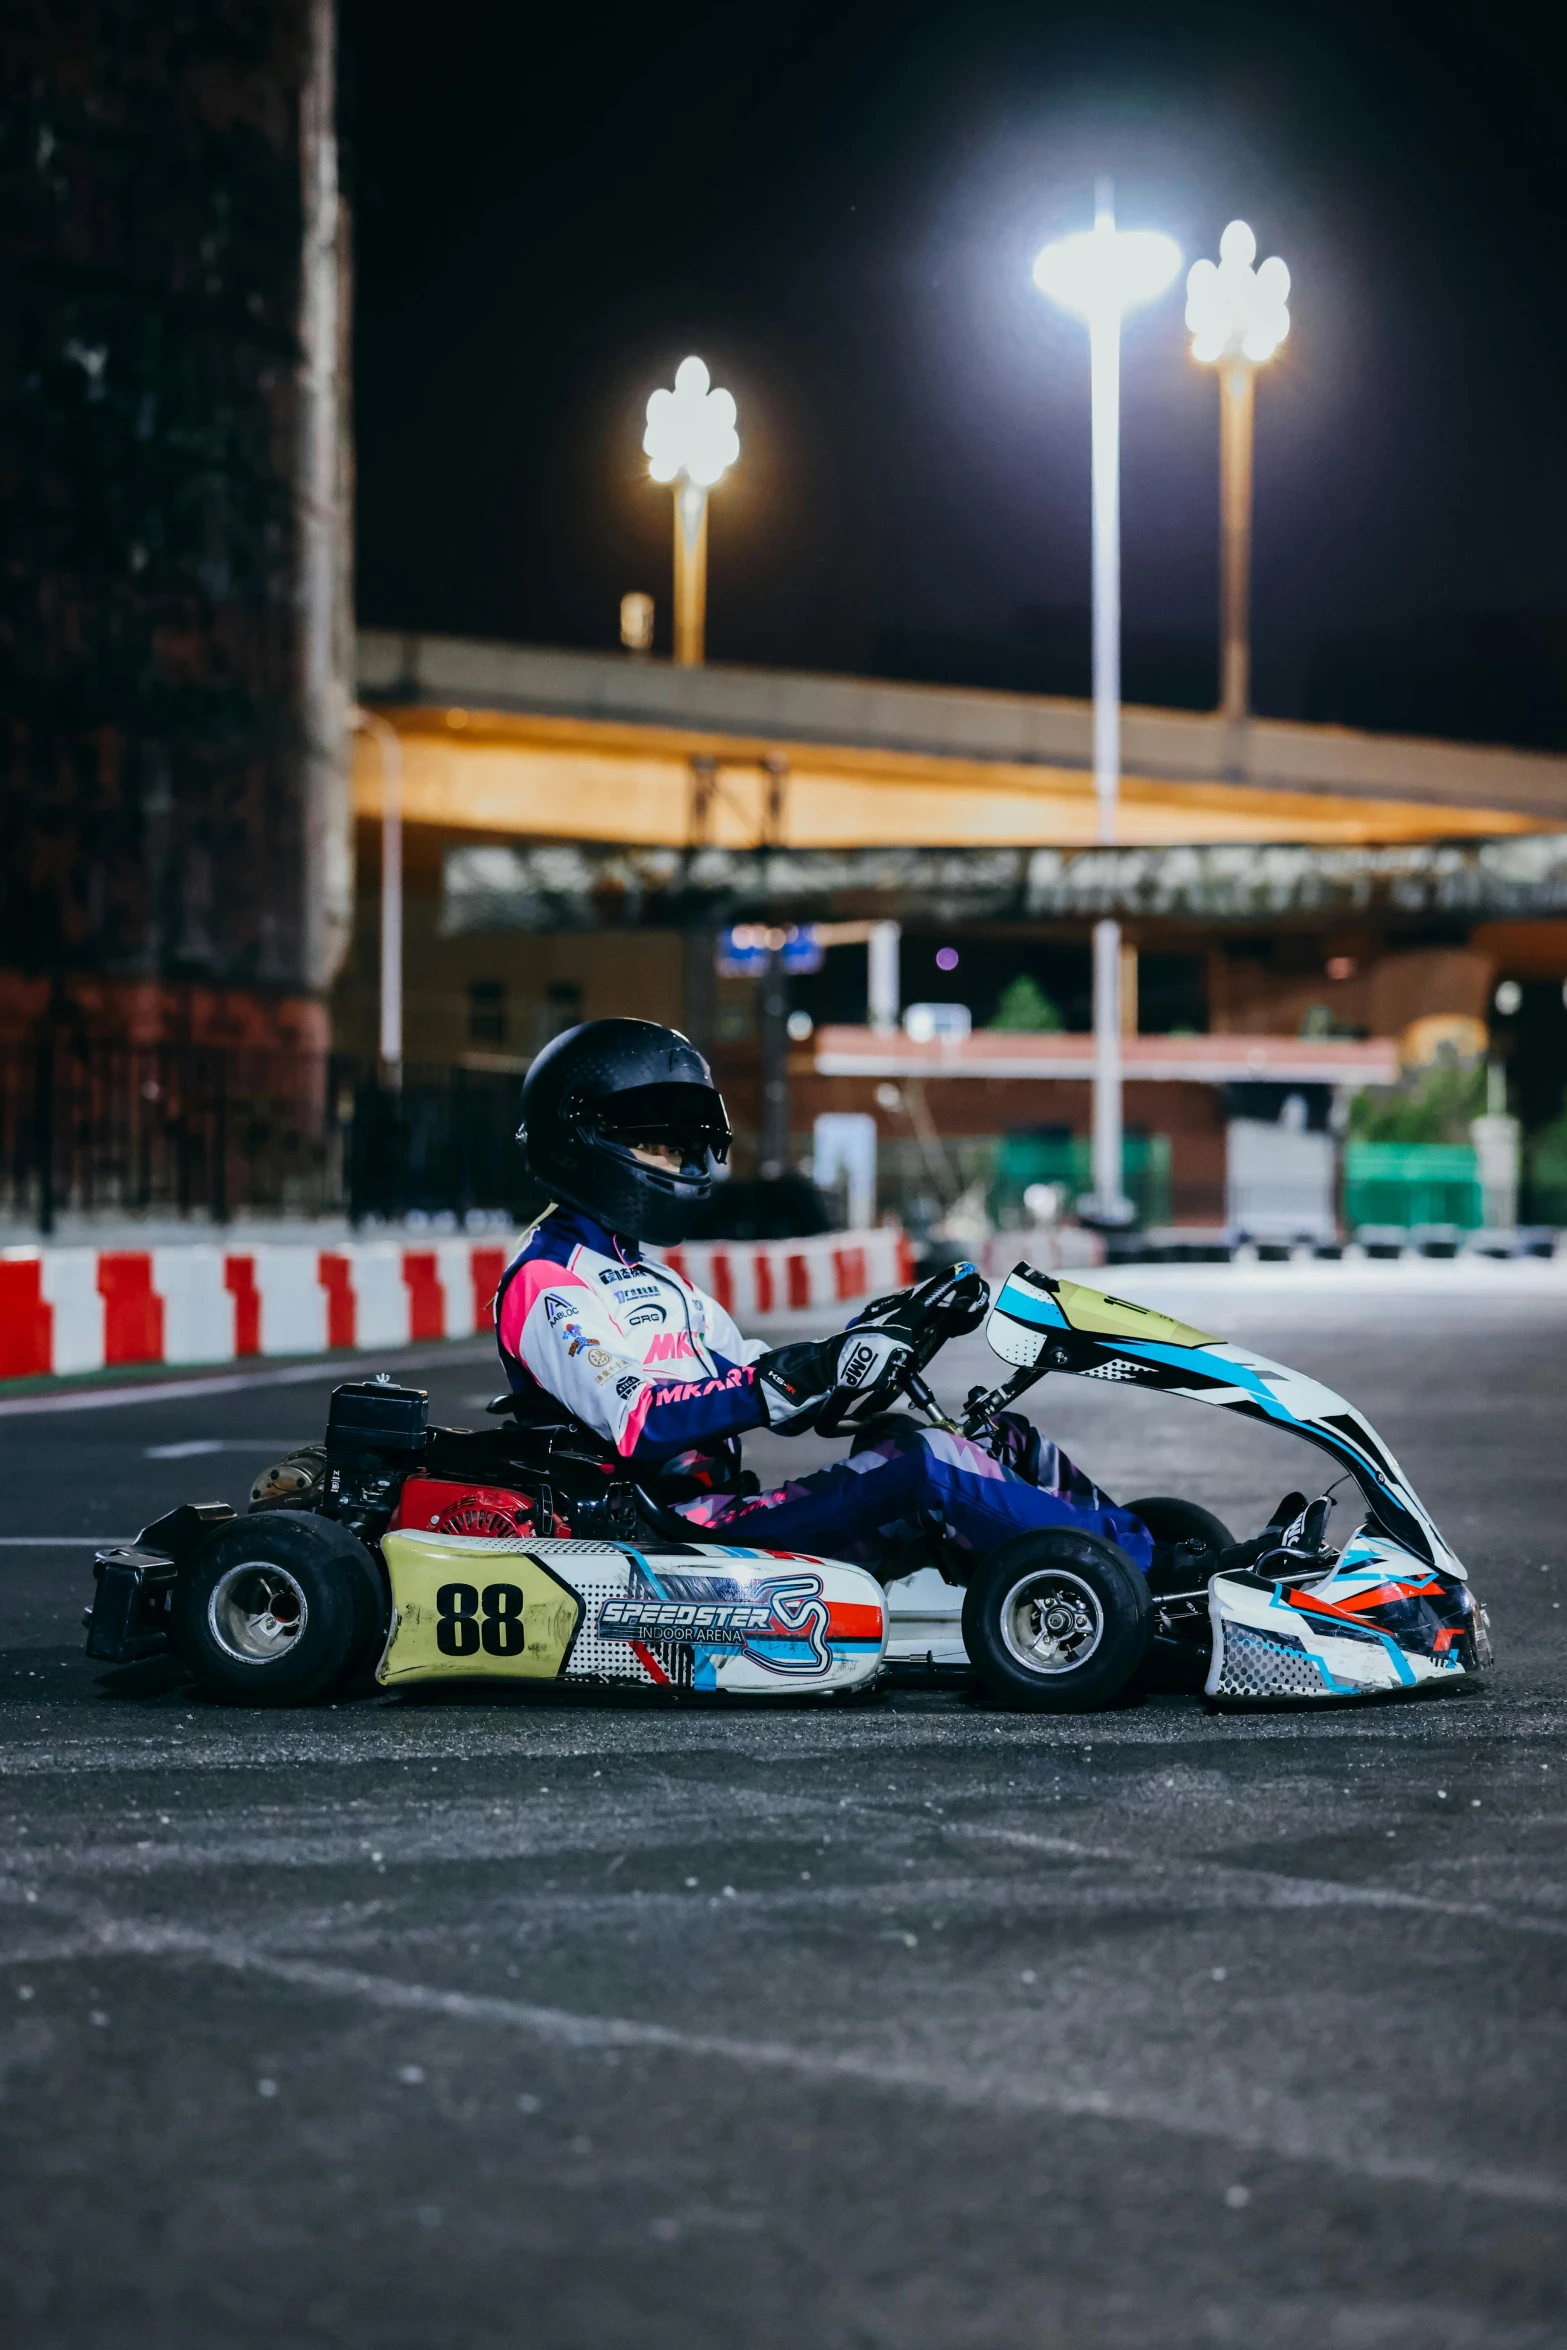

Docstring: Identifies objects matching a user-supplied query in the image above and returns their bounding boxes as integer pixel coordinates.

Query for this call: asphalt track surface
[1,1262,1565,2349]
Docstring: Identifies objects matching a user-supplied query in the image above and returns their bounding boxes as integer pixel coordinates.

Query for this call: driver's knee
[911,1424,1017,1487]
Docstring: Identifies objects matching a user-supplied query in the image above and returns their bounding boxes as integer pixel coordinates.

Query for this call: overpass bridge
[353,627,1567,937]
[356,629,1566,856]
[343,630,1567,1208]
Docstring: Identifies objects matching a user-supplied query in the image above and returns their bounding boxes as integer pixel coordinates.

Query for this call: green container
[991,1130,1172,1230]
[1343,1140,1482,1232]
[1525,1130,1567,1227]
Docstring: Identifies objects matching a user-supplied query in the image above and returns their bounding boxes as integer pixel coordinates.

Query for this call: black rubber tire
[172,1514,385,1707]
[333,1533,394,1697]
[961,1528,1152,1712]
[1126,1496,1231,1693]
[1128,1496,1235,1595]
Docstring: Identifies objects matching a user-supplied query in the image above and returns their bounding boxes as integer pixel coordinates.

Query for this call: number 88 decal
[435,1582,526,1657]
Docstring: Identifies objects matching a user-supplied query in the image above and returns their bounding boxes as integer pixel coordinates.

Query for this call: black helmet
[516,1018,731,1246]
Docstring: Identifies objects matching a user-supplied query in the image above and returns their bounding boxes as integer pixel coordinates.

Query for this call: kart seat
[484,1389,727,1551]
[486,1388,578,1434]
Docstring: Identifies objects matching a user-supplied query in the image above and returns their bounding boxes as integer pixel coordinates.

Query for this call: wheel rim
[998,1567,1104,1676]
[207,1561,309,1665]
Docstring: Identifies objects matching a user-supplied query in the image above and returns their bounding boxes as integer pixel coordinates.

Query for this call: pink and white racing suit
[493,1202,1154,1573]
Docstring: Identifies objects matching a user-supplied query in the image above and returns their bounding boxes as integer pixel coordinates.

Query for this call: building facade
[343,630,1567,1225]
[1,0,353,1059]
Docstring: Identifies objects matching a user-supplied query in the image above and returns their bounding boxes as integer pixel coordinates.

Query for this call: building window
[534,981,582,1049]
[468,980,506,1045]
[1138,954,1209,1035]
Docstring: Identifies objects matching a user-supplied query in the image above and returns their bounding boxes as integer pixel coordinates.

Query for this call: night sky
[345,1,1567,744]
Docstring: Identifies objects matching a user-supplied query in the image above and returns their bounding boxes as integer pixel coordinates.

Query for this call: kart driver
[495,1017,1156,1576]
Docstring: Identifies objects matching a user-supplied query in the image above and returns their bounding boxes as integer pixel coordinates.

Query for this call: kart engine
[321,1378,430,1542]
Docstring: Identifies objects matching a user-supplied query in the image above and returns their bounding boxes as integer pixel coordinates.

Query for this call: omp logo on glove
[838,1331,907,1389]
[757,1326,909,1429]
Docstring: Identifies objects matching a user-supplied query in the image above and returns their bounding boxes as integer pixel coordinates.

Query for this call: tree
[1347,1063,1486,1144]
[991,975,1063,1033]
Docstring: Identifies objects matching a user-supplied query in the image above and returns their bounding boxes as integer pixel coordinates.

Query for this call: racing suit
[495,1203,1153,1574]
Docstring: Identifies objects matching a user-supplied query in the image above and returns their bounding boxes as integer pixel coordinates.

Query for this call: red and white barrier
[658,1227,914,1323]
[0,1238,515,1384]
[0,1227,910,1384]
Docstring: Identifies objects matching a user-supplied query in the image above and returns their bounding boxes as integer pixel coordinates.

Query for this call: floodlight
[1033,223,1183,321]
[643,355,740,489]
[1185,220,1291,366]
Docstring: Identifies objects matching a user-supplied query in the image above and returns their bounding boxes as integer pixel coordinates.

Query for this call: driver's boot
[1149,1493,1314,1586]
[1214,1491,1317,1576]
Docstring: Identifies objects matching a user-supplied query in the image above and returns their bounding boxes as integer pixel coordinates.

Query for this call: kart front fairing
[986,1269,1493,1704]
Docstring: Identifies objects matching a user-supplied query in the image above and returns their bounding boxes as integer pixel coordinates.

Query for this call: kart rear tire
[962,1529,1151,1712]
[172,1515,384,1707]
[1128,1496,1234,1594]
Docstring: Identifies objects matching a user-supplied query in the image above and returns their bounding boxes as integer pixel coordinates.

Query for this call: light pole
[643,356,740,666]
[354,706,404,1089]
[1185,221,1290,732]
[1033,182,1181,1225]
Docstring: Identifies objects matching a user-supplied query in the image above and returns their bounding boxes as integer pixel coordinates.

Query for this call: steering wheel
[812,1261,989,1441]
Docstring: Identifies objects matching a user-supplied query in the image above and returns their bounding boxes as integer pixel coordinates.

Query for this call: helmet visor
[588,1080,732,1167]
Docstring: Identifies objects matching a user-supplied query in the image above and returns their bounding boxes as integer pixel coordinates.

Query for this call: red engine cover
[388,1476,567,1541]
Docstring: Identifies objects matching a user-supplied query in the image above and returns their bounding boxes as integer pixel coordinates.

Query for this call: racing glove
[755,1327,913,1432]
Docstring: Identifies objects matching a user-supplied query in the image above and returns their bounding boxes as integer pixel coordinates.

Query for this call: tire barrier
[0,1227,911,1384]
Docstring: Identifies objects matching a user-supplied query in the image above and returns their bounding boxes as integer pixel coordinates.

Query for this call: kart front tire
[172,1515,384,1707]
[1126,1495,1230,1691]
[962,1529,1151,1712]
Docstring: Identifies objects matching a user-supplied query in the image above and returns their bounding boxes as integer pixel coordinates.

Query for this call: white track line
[948,1823,1567,1937]
[0,1341,496,1420]
[10,1803,1563,1941]
[3,1911,1562,2209]
[144,1441,311,1459]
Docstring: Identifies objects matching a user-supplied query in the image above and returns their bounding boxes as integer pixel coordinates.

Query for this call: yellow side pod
[377,1531,583,1684]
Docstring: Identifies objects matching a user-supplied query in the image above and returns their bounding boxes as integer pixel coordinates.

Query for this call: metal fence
[344,1067,545,1225]
[0,1039,542,1233]
[41,1044,1550,1242]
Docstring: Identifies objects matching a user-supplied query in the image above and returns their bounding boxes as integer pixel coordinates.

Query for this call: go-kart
[82,1260,1492,1713]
